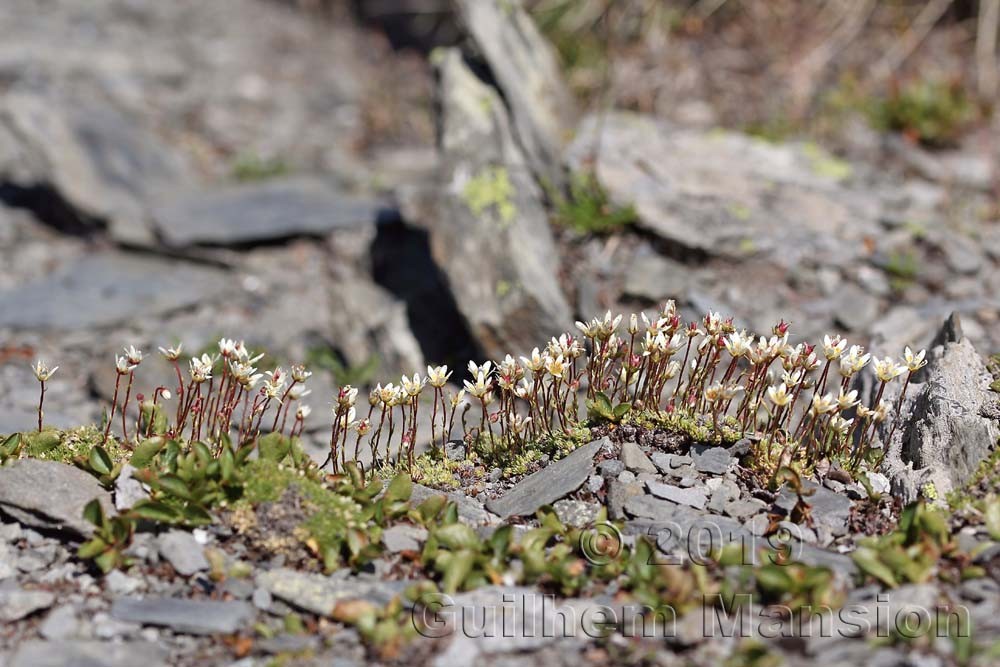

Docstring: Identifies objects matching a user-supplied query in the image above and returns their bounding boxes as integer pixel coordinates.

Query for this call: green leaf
[192,441,212,464]
[181,505,213,525]
[88,446,113,476]
[258,432,290,462]
[130,501,180,523]
[985,499,1000,541]
[416,495,447,524]
[852,547,899,588]
[77,538,108,560]
[153,474,194,500]
[612,402,632,419]
[82,499,105,527]
[384,473,412,504]
[441,549,476,594]
[94,549,119,573]
[435,523,480,551]
[130,437,166,469]
[0,433,22,457]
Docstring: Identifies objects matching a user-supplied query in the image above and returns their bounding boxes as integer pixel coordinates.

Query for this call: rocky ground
[1,1,1000,666]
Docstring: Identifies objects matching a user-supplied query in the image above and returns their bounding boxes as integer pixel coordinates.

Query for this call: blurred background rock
[1,0,998,450]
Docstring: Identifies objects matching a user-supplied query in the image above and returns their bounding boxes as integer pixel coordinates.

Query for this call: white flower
[903,346,927,372]
[838,345,871,378]
[767,384,793,407]
[375,383,396,406]
[290,364,312,382]
[158,344,183,361]
[627,313,639,335]
[31,360,58,382]
[544,354,568,379]
[822,335,848,360]
[467,360,492,378]
[724,331,752,358]
[809,393,837,416]
[337,385,359,408]
[401,373,425,397]
[115,355,134,375]
[229,360,261,389]
[463,371,493,398]
[123,345,143,366]
[427,365,452,388]
[873,356,906,382]
[218,338,238,358]
[782,369,803,388]
[837,388,860,411]
[189,354,213,383]
[336,406,358,429]
[520,348,545,373]
[829,414,853,436]
[514,378,534,400]
[288,385,311,400]
[296,405,312,420]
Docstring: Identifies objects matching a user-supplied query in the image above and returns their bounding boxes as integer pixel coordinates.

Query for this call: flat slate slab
[151,178,380,247]
[9,640,168,667]
[646,481,709,510]
[110,597,255,635]
[0,459,114,538]
[485,438,606,519]
[256,568,407,616]
[0,253,228,330]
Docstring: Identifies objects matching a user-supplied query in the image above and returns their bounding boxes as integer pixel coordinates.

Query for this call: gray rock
[596,459,624,477]
[567,113,880,264]
[382,524,427,553]
[400,49,572,359]
[0,587,55,621]
[110,597,255,635]
[157,530,209,576]
[940,234,983,275]
[454,0,576,190]
[776,483,852,537]
[105,570,143,596]
[606,479,643,521]
[882,336,999,499]
[619,441,657,474]
[0,459,114,538]
[552,499,599,528]
[622,253,692,303]
[724,498,767,520]
[256,568,401,616]
[410,484,497,526]
[9,640,168,667]
[586,474,603,493]
[113,464,147,511]
[644,481,709,511]
[691,446,733,475]
[152,178,379,247]
[485,438,605,518]
[0,253,229,330]
[830,283,881,332]
[0,94,191,245]
[38,605,78,640]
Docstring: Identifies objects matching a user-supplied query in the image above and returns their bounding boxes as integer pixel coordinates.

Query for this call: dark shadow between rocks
[0,183,102,237]
[370,219,481,373]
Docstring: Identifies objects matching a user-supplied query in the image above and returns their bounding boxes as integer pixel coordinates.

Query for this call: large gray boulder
[0,94,191,245]
[401,49,572,359]
[454,0,577,190]
[150,178,380,247]
[881,335,999,502]
[0,252,229,330]
[0,459,115,539]
[566,112,881,265]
